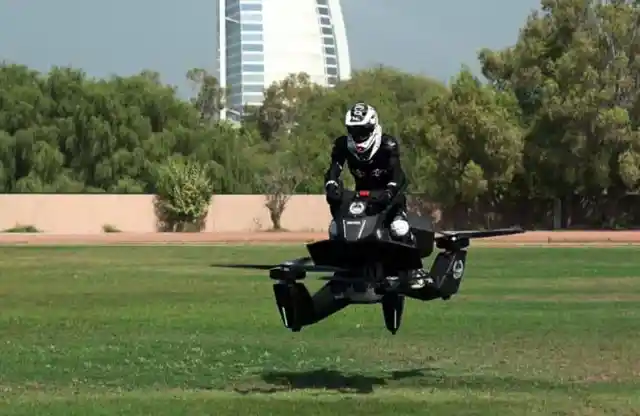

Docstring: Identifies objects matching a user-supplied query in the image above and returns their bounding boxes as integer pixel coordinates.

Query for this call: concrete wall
[0,194,332,234]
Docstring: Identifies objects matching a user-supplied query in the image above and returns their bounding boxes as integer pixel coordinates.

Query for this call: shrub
[153,158,213,232]
[3,224,41,233]
[102,224,121,233]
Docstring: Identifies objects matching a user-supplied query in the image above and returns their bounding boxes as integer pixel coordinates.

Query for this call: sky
[0,0,541,97]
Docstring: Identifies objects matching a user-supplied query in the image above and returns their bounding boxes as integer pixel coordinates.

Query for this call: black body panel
[306,239,423,271]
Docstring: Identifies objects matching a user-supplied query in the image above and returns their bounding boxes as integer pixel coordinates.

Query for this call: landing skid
[382,292,404,334]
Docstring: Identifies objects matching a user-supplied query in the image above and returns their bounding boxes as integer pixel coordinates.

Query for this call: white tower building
[216,0,352,120]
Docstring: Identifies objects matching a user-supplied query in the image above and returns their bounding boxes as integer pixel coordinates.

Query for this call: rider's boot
[385,269,433,290]
[408,268,434,290]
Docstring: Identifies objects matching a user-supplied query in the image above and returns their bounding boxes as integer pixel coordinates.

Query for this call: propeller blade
[210,263,274,270]
[277,256,348,272]
[300,265,348,273]
[211,255,313,271]
[435,227,525,240]
[212,257,348,273]
[318,275,367,282]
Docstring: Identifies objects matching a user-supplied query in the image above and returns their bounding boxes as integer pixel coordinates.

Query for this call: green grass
[1,245,640,415]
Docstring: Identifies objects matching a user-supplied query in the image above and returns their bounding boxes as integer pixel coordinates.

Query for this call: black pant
[386,194,408,222]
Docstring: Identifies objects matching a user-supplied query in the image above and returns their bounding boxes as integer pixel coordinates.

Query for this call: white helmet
[344,102,382,161]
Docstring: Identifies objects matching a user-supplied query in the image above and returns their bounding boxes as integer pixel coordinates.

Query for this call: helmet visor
[347,125,374,143]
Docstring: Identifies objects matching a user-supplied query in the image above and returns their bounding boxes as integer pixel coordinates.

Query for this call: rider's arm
[324,137,346,188]
[386,138,407,197]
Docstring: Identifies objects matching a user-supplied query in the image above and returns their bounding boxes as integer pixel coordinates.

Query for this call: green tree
[425,69,524,227]
[7,8,640,231]
[479,0,640,227]
[250,72,321,140]
[186,68,224,124]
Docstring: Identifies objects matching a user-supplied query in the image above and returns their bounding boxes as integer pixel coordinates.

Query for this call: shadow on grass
[233,367,574,395]
[234,368,417,394]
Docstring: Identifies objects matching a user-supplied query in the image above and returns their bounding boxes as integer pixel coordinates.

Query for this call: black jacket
[324,134,407,196]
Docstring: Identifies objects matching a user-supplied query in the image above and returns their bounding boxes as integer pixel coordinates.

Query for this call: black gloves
[378,189,393,205]
[374,188,393,207]
[325,180,396,208]
[325,180,342,204]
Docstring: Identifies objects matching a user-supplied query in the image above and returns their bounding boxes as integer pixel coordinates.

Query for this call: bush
[3,224,41,233]
[153,158,214,232]
[102,224,121,233]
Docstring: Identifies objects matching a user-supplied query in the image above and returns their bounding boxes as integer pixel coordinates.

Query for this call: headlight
[348,201,366,215]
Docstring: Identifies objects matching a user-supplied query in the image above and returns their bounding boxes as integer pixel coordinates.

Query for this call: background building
[216,0,351,120]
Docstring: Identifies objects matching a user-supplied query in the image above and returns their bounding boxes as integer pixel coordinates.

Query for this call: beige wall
[0,194,332,234]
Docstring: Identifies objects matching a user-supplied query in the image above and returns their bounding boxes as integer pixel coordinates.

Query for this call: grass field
[1,245,640,415]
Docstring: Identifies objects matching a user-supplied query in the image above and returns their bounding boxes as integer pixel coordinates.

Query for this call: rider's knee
[328,220,338,238]
[390,217,410,238]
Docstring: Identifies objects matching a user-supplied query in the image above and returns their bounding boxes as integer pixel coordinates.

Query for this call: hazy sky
[0,0,540,97]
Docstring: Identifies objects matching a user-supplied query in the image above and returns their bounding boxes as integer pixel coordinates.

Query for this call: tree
[0,62,255,197]
[426,68,524,227]
[186,68,224,124]
[479,0,640,227]
[255,136,306,230]
[251,72,321,140]
[6,8,640,231]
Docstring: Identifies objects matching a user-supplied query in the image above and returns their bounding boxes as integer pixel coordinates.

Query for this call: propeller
[211,256,348,273]
[211,263,274,270]
[317,275,370,282]
[435,226,525,240]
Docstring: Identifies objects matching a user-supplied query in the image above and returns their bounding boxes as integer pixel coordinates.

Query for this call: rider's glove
[375,182,396,206]
[375,189,393,206]
[325,180,342,204]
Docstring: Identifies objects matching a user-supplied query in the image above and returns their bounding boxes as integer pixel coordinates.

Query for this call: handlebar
[330,188,399,219]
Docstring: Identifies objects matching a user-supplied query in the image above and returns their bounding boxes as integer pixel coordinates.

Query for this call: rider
[323,102,430,289]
